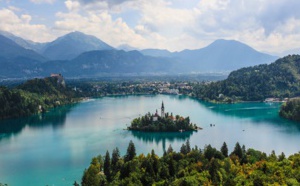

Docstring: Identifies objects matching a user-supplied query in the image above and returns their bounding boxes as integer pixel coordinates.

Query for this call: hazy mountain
[0,35,47,78]
[42,31,114,60]
[140,39,278,72]
[0,31,281,78]
[40,50,176,77]
[140,49,173,58]
[0,35,46,61]
[0,30,46,53]
[117,44,138,51]
[173,39,278,72]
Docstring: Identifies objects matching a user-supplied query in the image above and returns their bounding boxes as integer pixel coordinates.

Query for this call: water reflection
[0,104,76,140]
[130,130,194,151]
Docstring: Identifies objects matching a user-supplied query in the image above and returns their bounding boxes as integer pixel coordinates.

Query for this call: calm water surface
[0,95,300,185]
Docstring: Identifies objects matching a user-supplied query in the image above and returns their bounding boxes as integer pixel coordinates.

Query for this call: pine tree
[167,144,173,154]
[186,139,191,153]
[278,152,286,161]
[125,140,136,162]
[204,144,216,160]
[111,147,120,169]
[180,143,187,154]
[221,142,228,157]
[104,151,111,181]
[241,145,248,164]
[232,142,243,159]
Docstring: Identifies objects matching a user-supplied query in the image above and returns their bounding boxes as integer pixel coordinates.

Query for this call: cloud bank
[1,0,300,54]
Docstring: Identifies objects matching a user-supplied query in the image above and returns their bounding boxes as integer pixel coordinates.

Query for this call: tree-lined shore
[81,141,300,186]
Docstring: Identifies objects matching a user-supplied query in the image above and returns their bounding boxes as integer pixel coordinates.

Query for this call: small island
[128,102,200,132]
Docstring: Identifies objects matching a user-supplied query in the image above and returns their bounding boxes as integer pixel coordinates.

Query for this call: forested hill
[0,76,78,119]
[193,55,300,102]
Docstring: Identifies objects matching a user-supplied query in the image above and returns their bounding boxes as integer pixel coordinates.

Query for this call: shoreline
[127,127,200,133]
[0,92,286,121]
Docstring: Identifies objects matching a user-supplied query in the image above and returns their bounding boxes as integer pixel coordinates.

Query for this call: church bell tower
[161,101,165,118]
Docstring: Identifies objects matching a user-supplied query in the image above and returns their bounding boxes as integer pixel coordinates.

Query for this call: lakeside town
[69,78,290,103]
[72,80,195,96]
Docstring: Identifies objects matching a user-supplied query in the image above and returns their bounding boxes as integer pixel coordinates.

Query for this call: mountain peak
[64,31,90,38]
[42,31,114,60]
[56,31,101,42]
[210,39,248,47]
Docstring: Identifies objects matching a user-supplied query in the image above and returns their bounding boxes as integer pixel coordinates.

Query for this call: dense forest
[0,76,80,119]
[129,112,198,132]
[279,98,300,121]
[193,55,300,102]
[81,140,300,186]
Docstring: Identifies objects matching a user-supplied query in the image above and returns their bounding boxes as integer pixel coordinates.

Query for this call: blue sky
[1,0,300,54]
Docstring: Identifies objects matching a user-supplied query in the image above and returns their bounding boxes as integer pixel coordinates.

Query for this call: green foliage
[280,98,300,121]
[193,55,300,102]
[82,141,300,185]
[81,157,106,186]
[0,86,42,119]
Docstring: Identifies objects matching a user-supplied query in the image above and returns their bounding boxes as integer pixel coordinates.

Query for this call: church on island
[128,101,200,132]
[152,101,176,122]
[153,101,165,121]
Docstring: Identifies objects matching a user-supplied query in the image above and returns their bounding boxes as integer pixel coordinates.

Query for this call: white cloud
[21,14,32,24]
[30,0,56,4]
[65,0,80,12]
[0,8,55,42]
[8,6,21,12]
[51,0,300,53]
[54,8,147,48]
[3,0,300,54]
[169,0,300,53]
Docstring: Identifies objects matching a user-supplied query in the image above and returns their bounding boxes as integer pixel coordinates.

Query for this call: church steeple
[161,101,165,118]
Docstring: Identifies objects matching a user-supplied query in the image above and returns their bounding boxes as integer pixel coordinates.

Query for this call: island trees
[128,113,197,132]
[128,102,198,132]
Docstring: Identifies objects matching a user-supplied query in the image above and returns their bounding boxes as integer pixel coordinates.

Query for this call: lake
[0,94,300,185]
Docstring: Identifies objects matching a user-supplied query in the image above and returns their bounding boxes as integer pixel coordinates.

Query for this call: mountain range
[0,30,281,78]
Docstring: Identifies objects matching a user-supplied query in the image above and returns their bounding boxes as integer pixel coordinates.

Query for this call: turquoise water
[0,95,300,185]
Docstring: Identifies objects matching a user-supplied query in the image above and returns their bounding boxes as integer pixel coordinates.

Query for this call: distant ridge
[140,49,173,58]
[40,50,176,77]
[0,30,47,53]
[0,35,47,78]
[142,39,278,72]
[117,44,139,51]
